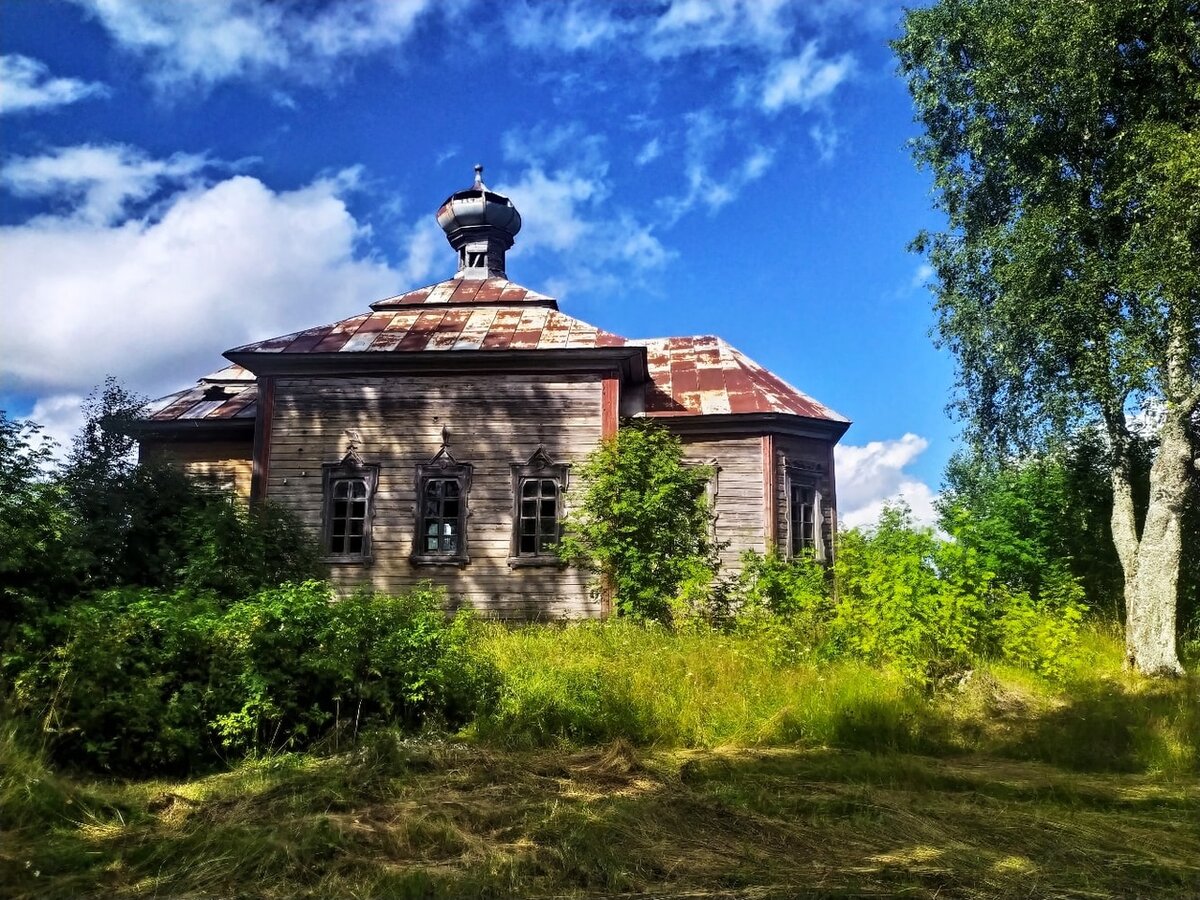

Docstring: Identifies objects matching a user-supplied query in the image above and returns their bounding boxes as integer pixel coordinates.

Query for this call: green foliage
[831,505,990,677]
[831,504,1087,679]
[940,435,1126,610]
[6,583,493,772]
[558,420,715,622]
[9,588,222,772]
[995,571,1087,680]
[0,414,80,636]
[211,582,492,757]
[895,0,1199,449]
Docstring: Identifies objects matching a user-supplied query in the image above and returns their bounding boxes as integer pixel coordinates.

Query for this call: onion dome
[436,165,522,278]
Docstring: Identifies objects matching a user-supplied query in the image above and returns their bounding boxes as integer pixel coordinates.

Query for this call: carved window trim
[509,448,569,567]
[784,462,825,563]
[412,447,472,567]
[321,452,379,565]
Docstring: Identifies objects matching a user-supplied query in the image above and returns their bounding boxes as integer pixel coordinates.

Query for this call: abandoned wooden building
[135,168,850,617]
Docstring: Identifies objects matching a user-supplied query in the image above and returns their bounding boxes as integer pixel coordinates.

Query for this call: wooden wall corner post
[599,372,620,617]
[250,375,276,504]
[762,433,777,553]
[826,439,839,563]
[600,373,619,441]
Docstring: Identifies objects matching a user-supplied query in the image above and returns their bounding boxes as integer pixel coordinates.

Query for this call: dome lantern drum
[436,165,522,278]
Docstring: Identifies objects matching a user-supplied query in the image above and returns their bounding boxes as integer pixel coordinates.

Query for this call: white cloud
[647,0,792,57]
[808,122,840,162]
[1,144,210,224]
[0,156,398,399]
[656,110,775,224]
[0,54,109,115]
[498,165,672,291]
[394,214,445,286]
[28,394,86,462]
[911,262,934,288]
[70,0,440,90]
[495,127,671,291]
[635,138,662,166]
[761,42,855,112]
[835,433,939,529]
[505,1,629,52]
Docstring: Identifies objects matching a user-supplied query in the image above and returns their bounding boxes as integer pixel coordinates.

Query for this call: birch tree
[895,0,1199,674]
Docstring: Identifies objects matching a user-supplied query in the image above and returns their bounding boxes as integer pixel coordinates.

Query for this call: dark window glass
[328,477,368,556]
[789,482,815,557]
[423,478,461,554]
[518,477,559,555]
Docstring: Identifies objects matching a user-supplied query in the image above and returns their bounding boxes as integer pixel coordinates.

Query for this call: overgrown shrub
[211,582,493,756]
[6,583,493,772]
[9,588,222,772]
[559,420,715,622]
[831,505,1086,679]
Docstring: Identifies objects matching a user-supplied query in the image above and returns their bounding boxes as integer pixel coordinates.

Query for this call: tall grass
[467,619,1199,774]
[467,619,938,751]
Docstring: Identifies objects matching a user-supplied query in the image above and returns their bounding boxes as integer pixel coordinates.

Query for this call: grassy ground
[4,625,1198,898]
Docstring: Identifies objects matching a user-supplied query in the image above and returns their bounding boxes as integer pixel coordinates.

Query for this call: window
[422,477,462,554]
[683,456,720,536]
[510,448,568,565]
[322,452,378,562]
[785,465,824,562]
[413,448,471,565]
[789,482,817,556]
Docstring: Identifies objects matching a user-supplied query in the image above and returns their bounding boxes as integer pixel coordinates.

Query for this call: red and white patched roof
[633,336,848,422]
[147,276,846,428]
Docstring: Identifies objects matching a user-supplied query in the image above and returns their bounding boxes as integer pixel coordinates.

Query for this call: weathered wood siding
[674,434,766,575]
[773,434,837,560]
[141,440,254,500]
[266,373,604,618]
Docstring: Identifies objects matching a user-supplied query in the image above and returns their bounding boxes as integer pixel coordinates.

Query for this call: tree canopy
[896,0,1199,673]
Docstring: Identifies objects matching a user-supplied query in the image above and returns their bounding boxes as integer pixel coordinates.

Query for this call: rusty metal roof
[147,278,846,428]
[369,277,556,310]
[633,336,849,423]
[145,363,258,422]
[226,304,624,355]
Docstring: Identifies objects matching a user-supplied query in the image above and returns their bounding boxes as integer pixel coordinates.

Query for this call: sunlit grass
[3,623,1198,898]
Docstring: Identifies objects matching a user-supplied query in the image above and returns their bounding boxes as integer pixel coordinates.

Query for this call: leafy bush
[211,582,493,756]
[830,504,1086,679]
[6,583,493,772]
[558,420,715,622]
[9,588,221,772]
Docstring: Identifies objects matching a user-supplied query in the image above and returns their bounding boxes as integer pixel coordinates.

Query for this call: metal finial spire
[473,164,484,190]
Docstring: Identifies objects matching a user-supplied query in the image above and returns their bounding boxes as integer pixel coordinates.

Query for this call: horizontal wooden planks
[266,372,605,618]
[677,435,765,575]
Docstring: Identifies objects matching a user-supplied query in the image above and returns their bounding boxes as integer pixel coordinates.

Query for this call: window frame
[509,448,568,567]
[784,464,824,563]
[683,456,721,538]
[321,454,379,564]
[412,448,472,567]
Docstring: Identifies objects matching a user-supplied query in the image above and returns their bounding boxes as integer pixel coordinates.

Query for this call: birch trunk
[1124,411,1189,675]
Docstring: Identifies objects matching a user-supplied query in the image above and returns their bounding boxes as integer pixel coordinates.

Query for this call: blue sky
[0,0,953,526]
